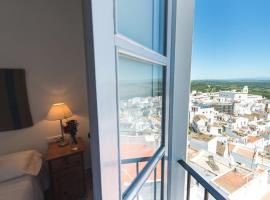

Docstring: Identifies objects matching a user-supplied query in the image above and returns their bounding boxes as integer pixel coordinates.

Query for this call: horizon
[191,0,270,80]
[191,77,270,81]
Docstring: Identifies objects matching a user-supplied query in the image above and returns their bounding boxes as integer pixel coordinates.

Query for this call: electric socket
[46,135,62,144]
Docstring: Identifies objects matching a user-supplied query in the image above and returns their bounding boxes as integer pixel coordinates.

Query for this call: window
[86,0,194,198]
[115,0,168,198]
[117,0,166,54]
[118,55,165,190]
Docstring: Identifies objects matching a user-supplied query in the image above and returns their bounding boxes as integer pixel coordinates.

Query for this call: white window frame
[82,0,195,199]
[167,0,195,199]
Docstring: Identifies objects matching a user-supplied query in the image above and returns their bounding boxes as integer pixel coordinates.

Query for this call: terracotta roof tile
[235,148,255,159]
[214,169,253,193]
[260,190,270,200]
[228,143,235,152]
[247,136,262,143]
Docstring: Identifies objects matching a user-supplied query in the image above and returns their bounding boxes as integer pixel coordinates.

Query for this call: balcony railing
[121,157,226,200]
[121,156,151,176]
[121,148,164,200]
[178,159,227,200]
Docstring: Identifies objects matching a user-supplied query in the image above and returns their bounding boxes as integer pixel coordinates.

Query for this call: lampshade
[47,103,73,121]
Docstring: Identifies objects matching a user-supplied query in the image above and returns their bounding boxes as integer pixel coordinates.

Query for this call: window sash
[113,0,172,198]
[115,50,167,195]
[115,34,168,66]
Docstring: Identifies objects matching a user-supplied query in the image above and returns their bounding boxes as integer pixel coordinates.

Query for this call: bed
[0,150,49,200]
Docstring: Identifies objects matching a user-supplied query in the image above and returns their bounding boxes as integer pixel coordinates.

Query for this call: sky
[191,0,270,80]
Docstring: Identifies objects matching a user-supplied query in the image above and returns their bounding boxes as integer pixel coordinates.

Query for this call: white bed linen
[0,175,44,200]
[0,150,43,183]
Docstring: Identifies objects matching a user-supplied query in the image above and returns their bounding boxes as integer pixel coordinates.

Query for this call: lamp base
[58,140,69,147]
[58,119,69,147]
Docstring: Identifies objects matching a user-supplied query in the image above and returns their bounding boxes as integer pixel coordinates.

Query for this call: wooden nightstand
[47,137,86,200]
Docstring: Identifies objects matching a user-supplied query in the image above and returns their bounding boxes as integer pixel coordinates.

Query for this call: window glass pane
[117,0,166,55]
[135,160,163,200]
[118,55,165,191]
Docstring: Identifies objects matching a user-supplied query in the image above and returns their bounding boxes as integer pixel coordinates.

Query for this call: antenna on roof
[251,147,257,169]
[227,142,233,168]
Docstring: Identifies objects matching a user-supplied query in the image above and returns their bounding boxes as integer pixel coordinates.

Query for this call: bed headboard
[0,69,33,132]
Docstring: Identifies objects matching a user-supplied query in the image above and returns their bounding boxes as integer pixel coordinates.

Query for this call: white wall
[190,138,217,154]
[0,1,90,167]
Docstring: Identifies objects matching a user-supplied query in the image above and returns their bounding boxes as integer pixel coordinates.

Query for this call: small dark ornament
[63,120,79,144]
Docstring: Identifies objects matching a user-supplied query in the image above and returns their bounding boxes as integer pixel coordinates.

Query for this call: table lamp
[47,103,73,146]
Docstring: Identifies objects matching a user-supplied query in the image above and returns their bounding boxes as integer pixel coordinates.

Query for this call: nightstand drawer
[52,166,85,200]
[50,154,82,172]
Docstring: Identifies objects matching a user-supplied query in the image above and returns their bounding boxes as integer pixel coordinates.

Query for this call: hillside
[191,80,270,99]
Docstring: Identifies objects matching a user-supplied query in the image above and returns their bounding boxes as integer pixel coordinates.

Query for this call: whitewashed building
[192,115,208,133]
[189,135,217,154]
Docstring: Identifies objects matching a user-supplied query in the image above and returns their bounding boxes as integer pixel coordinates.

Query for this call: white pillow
[0,150,43,182]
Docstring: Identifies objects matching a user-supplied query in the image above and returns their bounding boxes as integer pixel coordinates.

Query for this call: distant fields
[190,80,270,99]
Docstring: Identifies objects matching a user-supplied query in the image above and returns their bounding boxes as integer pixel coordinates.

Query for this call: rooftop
[233,146,256,159]
[193,114,208,122]
[247,135,262,143]
[190,150,232,176]
[213,168,253,193]
[187,146,199,160]
[208,122,222,128]
[228,143,236,153]
[189,133,216,142]
[244,113,262,121]
[260,190,270,200]
[264,145,270,153]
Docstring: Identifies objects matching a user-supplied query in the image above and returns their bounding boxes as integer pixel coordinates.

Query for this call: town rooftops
[260,190,270,200]
[247,135,263,143]
[207,122,222,128]
[200,104,213,108]
[232,116,248,123]
[187,146,199,160]
[190,150,233,176]
[233,146,256,159]
[264,145,270,153]
[216,142,237,156]
[228,143,236,152]
[193,114,208,122]
[189,133,216,142]
[232,129,247,136]
[213,168,253,194]
[244,113,262,121]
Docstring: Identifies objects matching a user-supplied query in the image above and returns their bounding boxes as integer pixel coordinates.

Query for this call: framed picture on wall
[0,69,33,132]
